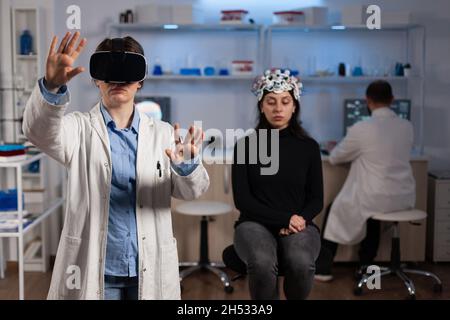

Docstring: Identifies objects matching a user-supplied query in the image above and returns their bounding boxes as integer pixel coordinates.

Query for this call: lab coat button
[104,162,108,167]
[142,236,146,240]
[143,268,147,272]
[139,204,143,209]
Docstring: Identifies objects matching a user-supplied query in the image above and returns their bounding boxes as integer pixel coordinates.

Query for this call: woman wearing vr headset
[22,32,209,300]
[231,69,323,299]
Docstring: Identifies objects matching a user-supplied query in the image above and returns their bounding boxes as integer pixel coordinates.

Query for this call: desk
[173,155,428,262]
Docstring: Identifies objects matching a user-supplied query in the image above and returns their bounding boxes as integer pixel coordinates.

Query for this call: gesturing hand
[165,123,205,164]
[45,31,87,92]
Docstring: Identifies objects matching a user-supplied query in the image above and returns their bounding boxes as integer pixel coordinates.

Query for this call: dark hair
[256,90,309,139]
[95,36,145,88]
[366,80,394,105]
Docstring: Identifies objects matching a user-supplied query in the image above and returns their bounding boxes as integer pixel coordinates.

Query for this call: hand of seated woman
[288,214,306,233]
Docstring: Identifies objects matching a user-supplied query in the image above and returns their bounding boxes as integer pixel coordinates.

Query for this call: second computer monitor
[343,99,411,134]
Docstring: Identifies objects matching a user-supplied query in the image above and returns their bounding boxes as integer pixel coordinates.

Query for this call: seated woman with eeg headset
[22,32,210,300]
[230,69,324,300]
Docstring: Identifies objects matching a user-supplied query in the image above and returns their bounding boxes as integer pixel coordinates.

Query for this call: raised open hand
[165,123,205,164]
[44,31,87,91]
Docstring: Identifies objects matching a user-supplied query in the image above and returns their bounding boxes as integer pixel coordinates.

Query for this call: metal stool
[354,209,443,299]
[176,200,234,293]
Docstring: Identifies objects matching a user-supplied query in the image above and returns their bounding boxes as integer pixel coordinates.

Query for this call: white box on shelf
[296,6,329,26]
[172,4,203,24]
[231,60,254,75]
[341,5,368,26]
[135,4,172,24]
[383,12,411,25]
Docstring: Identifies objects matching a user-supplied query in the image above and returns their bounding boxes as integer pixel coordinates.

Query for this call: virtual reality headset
[89,38,147,83]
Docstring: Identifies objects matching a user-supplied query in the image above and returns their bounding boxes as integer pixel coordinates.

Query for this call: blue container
[218,68,229,76]
[28,160,40,173]
[180,68,202,76]
[0,189,24,211]
[352,66,363,77]
[20,30,33,55]
[152,64,163,76]
[204,66,216,76]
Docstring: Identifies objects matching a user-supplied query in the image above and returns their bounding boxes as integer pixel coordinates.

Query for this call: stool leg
[180,265,202,281]
[206,265,233,293]
[390,223,401,271]
[396,270,416,298]
[402,268,442,285]
[199,216,210,266]
[209,261,226,268]
[179,262,199,267]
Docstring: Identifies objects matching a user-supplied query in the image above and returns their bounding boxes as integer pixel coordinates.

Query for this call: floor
[0,262,449,300]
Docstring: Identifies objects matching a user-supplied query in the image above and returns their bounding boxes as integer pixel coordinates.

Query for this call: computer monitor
[134,96,171,123]
[343,99,411,134]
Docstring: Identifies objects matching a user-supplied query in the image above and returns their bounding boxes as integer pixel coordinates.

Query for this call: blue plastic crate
[0,189,24,211]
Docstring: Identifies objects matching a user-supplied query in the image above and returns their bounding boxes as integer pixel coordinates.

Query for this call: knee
[283,252,316,276]
[246,253,278,275]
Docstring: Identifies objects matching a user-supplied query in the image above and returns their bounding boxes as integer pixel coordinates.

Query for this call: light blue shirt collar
[100,101,140,133]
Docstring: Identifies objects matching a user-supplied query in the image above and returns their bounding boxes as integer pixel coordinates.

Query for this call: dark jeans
[234,221,321,300]
[104,275,139,300]
[315,204,380,275]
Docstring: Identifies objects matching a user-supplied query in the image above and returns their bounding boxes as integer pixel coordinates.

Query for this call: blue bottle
[20,30,32,55]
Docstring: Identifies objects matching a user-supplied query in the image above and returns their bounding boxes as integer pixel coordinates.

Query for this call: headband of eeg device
[89,38,147,83]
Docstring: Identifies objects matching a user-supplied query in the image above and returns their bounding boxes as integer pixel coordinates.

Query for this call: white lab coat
[323,107,416,245]
[22,83,210,299]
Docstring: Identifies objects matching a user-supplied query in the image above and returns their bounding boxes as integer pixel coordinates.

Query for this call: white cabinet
[427,172,450,262]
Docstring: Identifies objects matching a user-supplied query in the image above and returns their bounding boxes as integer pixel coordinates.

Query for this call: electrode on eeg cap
[89,38,147,83]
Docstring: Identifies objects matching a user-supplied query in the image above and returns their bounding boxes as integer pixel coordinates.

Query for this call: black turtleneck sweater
[232,127,323,233]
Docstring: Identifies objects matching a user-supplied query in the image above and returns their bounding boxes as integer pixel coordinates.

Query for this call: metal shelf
[145,75,414,84]
[0,152,44,168]
[301,76,413,83]
[268,23,422,32]
[0,198,64,237]
[146,75,256,81]
[108,23,263,32]
[22,172,40,178]
[16,54,37,60]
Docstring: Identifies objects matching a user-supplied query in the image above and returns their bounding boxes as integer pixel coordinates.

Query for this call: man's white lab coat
[324,107,415,245]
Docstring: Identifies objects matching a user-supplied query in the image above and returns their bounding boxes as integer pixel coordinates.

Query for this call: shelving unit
[107,22,426,152]
[10,6,43,143]
[108,23,265,76]
[0,153,64,300]
[265,23,426,153]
